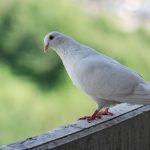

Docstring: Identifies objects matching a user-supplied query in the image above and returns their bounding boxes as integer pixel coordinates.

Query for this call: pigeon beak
[44,44,49,53]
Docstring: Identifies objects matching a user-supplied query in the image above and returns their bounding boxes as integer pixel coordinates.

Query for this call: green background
[0,0,150,145]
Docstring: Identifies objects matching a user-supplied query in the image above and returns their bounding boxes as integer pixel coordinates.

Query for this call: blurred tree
[0,0,150,89]
[0,0,77,87]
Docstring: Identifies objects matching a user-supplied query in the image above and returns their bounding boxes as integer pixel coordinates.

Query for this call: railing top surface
[1,103,150,150]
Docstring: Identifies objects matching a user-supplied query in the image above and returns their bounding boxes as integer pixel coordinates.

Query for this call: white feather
[44,32,150,109]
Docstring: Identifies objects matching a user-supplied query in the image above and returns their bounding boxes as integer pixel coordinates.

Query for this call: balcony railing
[0,103,150,150]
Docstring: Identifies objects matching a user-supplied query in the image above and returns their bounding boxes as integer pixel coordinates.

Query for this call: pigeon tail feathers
[118,82,150,104]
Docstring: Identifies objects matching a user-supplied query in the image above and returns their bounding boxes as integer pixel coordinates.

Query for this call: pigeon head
[43,31,75,53]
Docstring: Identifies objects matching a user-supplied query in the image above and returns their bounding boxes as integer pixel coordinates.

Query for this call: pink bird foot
[79,110,101,121]
[79,108,113,121]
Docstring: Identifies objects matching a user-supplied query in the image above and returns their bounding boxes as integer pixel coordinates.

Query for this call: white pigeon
[44,31,150,121]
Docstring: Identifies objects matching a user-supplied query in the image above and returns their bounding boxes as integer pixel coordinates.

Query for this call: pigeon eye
[49,35,54,40]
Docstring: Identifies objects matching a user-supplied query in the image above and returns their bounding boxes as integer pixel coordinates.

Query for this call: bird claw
[79,116,98,121]
[79,108,113,121]
[79,114,102,121]
[79,116,92,120]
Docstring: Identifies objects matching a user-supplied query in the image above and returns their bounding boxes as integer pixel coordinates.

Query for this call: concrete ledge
[0,103,150,150]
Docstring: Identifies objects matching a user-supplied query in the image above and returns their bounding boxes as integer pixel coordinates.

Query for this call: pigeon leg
[79,109,100,121]
[79,100,114,121]
[97,107,113,116]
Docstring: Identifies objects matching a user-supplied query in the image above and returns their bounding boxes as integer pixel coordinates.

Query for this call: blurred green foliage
[0,0,150,146]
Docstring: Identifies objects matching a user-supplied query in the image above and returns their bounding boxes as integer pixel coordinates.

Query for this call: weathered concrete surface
[0,103,150,150]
